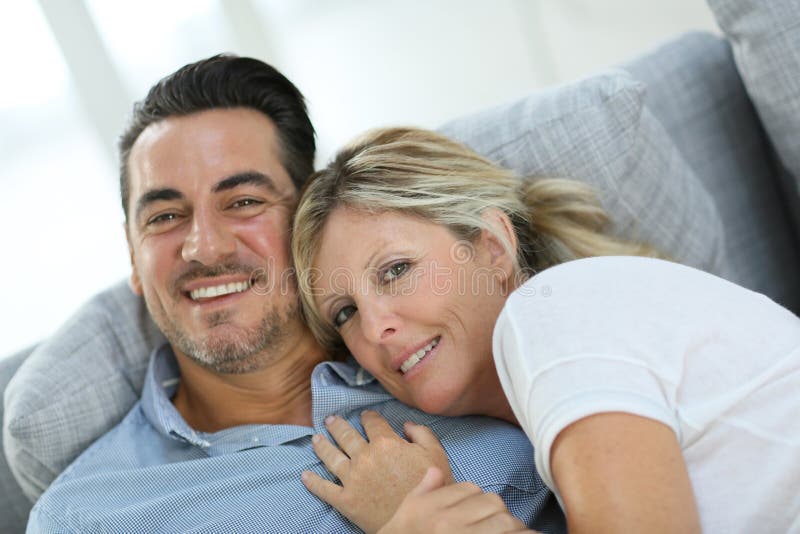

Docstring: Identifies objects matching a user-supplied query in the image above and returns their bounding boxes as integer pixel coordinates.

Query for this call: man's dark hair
[118,54,315,221]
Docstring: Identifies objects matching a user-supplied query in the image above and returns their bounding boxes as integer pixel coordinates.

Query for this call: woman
[291,127,800,533]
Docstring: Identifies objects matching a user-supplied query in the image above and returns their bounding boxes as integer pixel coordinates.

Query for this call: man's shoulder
[28,402,159,532]
[40,401,153,488]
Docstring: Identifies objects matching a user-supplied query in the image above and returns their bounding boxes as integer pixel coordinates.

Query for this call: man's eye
[230,198,264,209]
[147,213,179,226]
[381,262,410,284]
[333,305,356,328]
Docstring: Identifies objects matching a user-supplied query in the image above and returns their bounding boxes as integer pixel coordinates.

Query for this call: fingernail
[301,471,309,482]
[312,434,321,444]
[361,410,374,416]
[325,415,336,425]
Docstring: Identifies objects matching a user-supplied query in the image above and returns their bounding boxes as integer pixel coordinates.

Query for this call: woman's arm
[550,412,701,534]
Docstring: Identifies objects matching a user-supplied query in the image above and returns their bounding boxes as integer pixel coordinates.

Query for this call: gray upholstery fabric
[625,32,800,313]
[706,0,800,237]
[440,69,727,275]
[1,348,35,534]
[4,281,163,501]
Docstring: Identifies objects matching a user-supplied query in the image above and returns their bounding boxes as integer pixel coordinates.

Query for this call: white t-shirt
[493,256,800,533]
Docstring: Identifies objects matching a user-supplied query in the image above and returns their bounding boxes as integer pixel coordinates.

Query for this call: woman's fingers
[312,433,351,480]
[423,488,527,534]
[404,421,444,450]
[361,410,401,441]
[467,508,529,534]
[448,490,520,527]
[325,415,367,457]
[417,480,484,509]
[404,421,456,483]
[408,466,447,497]
[301,470,345,508]
[457,510,529,534]
[379,479,526,534]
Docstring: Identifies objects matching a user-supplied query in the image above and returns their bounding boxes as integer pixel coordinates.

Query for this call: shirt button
[252,437,260,443]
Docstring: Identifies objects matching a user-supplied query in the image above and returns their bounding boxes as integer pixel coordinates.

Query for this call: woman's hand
[301,410,455,533]
[379,467,536,534]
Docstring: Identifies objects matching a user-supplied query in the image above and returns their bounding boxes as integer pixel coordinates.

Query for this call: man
[27,55,564,532]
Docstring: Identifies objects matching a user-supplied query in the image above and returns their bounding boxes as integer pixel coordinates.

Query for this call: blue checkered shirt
[27,344,564,533]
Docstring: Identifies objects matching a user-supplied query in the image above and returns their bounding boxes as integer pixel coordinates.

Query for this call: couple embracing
[27,52,800,533]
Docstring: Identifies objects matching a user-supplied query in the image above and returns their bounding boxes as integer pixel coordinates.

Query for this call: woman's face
[312,207,514,417]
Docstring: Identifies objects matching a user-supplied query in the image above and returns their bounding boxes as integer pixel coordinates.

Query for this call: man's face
[126,108,303,373]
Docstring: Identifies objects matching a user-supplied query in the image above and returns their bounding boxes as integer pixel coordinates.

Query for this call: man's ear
[479,208,518,282]
[125,222,144,296]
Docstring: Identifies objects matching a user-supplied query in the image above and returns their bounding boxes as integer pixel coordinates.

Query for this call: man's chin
[152,299,297,374]
[172,329,266,374]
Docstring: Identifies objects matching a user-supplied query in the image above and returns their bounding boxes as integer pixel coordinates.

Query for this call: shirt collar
[141,344,211,448]
[140,343,392,454]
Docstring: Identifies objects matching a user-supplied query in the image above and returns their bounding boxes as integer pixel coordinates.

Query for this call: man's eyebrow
[135,188,183,221]
[212,171,282,195]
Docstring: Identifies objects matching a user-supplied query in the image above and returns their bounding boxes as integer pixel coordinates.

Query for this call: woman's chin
[412,392,464,417]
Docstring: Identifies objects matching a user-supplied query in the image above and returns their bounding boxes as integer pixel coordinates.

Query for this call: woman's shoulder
[503,256,799,343]
[526,256,709,287]
[505,255,789,328]
[513,256,734,304]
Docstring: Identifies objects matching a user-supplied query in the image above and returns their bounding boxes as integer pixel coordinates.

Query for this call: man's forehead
[128,108,295,195]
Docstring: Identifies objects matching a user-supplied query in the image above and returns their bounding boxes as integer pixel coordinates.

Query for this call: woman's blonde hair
[292,127,660,352]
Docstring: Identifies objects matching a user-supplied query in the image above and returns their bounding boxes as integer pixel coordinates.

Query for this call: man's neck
[171,331,328,432]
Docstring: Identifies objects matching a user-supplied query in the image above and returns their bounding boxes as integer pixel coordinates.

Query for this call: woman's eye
[333,305,357,328]
[382,262,409,283]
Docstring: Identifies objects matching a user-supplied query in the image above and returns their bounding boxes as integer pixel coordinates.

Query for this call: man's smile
[188,280,252,301]
[179,274,257,310]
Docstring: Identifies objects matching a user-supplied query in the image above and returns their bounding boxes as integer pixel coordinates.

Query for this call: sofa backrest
[624,32,800,313]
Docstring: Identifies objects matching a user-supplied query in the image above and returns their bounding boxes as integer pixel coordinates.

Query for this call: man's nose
[181,210,236,265]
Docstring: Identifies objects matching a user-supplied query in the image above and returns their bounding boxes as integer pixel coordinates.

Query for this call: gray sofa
[2,31,799,533]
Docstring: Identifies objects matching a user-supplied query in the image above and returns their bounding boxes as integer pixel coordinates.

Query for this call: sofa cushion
[3,281,164,501]
[706,0,800,236]
[440,70,726,273]
[1,347,36,532]
[5,69,726,501]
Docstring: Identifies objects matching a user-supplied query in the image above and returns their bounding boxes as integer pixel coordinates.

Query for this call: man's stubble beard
[151,297,301,374]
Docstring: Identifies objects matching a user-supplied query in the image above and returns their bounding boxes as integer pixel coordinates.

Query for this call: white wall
[261,0,718,163]
[0,0,719,357]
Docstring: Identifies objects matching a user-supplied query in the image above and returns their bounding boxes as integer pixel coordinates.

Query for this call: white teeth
[189,280,251,301]
[400,337,440,374]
